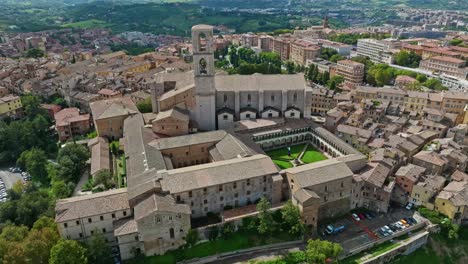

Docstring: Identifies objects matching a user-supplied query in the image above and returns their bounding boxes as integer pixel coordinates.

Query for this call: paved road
[0,167,23,189]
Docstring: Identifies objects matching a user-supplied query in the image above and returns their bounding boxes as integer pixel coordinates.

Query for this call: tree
[17,148,49,184]
[321,71,330,85]
[395,50,421,68]
[185,229,199,247]
[328,75,344,90]
[50,240,87,264]
[320,48,338,61]
[26,48,44,58]
[93,169,114,190]
[280,200,305,236]
[51,180,73,199]
[21,95,45,120]
[285,61,295,74]
[57,144,89,183]
[304,239,343,264]
[136,97,152,113]
[424,78,447,91]
[416,74,427,83]
[329,54,344,63]
[87,232,113,264]
[257,197,274,235]
[207,226,219,241]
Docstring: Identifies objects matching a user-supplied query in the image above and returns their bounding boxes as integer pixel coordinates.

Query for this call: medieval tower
[191,25,217,131]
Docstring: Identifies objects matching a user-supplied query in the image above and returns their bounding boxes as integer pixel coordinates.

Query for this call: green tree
[26,48,44,58]
[304,239,343,264]
[93,169,114,190]
[21,95,46,120]
[136,97,152,113]
[395,50,421,68]
[416,74,427,83]
[257,197,274,235]
[17,148,49,184]
[87,232,113,264]
[50,240,87,264]
[57,144,89,183]
[285,61,295,74]
[328,75,344,90]
[329,54,344,63]
[207,226,219,241]
[280,200,305,236]
[51,180,73,199]
[185,229,199,247]
[424,78,447,91]
[321,71,330,85]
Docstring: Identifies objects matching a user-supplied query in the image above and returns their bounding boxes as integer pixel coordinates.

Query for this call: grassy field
[266,144,305,169]
[62,19,112,29]
[301,145,328,163]
[390,246,446,264]
[128,230,297,264]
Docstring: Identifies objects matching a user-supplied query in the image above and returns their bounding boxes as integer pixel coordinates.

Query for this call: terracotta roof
[414,151,447,167]
[98,88,120,96]
[54,108,89,127]
[90,97,139,120]
[55,188,129,222]
[429,56,465,64]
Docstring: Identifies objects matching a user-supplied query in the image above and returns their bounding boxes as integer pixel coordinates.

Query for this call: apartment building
[258,35,274,51]
[98,88,122,100]
[54,108,91,142]
[272,37,292,61]
[356,39,400,64]
[405,91,428,114]
[420,56,467,79]
[290,39,321,66]
[422,48,462,60]
[395,164,426,194]
[435,181,468,224]
[410,175,446,208]
[241,34,258,48]
[0,95,23,119]
[334,60,365,88]
[311,87,336,115]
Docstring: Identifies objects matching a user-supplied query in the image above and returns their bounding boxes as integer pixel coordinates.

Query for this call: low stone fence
[177,240,304,264]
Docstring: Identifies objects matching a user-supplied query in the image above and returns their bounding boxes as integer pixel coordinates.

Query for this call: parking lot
[0,166,26,202]
[319,207,425,253]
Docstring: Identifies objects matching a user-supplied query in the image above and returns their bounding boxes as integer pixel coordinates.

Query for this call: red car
[358,213,366,220]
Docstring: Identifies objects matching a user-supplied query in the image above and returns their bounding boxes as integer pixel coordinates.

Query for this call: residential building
[395,164,426,195]
[54,108,91,142]
[435,181,468,224]
[420,56,467,79]
[0,95,22,119]
[90,97,139,140]
[412,151,448,175]
[98,89,122,100]
[356,39,400,64]
[290,39,321,66]
[88,137,111,178]
[333,60,365,88]
[410,175,446,208]
[151,107,189,136]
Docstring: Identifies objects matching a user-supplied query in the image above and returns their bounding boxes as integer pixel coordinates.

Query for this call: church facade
[168,24,313,131]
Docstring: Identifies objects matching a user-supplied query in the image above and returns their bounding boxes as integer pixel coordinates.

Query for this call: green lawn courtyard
[265,143,328,169]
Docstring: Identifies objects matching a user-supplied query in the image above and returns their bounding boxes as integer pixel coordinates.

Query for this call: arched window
[199,58,207,74]
[198,33,207,52]
[224,94,228,103]
[169,228,175,239]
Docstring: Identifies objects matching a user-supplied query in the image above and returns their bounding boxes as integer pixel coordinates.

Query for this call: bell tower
[192,25,216,131]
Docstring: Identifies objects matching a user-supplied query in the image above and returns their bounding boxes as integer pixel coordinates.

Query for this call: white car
[352,213,360,221]
[406,203,414,210]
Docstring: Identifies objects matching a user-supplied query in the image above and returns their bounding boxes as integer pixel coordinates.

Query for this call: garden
[266,143,328,169]
[129,199,307,264]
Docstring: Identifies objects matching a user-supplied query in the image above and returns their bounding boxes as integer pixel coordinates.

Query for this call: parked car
[358,213,366,220]
[388,224,398,232]
[406,203,414,210]
[379,227,389,236]
[364,212,373,220]
[326,224,346,235]
[409,217,418,224]
[395,222,405,230]
[383,225,394,235]
[352,213,360,221]
[400,219,410,227]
